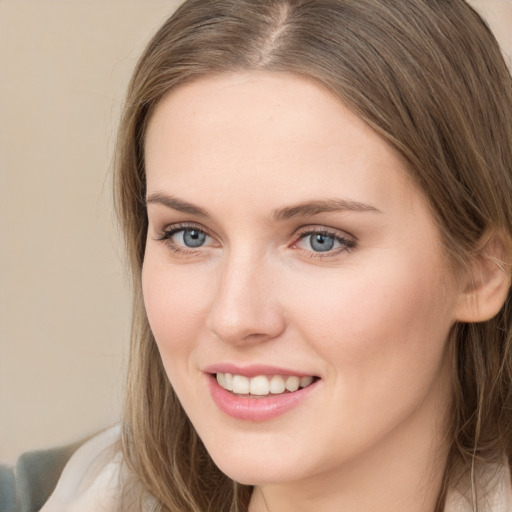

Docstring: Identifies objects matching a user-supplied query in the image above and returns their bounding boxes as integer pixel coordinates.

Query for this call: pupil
[311,234,334,252]
[183,229,206,247]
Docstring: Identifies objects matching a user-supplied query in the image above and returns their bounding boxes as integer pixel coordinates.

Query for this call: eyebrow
[146,193,381,220]
[146,192,208,216]
[272,199,381,221]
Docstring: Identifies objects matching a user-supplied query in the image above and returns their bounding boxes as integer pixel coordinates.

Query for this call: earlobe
[454,235,511,323]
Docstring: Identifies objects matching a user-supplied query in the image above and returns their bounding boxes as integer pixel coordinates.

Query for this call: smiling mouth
[215,372,319,397]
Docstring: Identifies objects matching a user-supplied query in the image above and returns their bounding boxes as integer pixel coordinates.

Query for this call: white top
[40,426,123,512]
[40,426,512,512]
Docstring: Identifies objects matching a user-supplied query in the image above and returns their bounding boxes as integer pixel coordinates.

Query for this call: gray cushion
[0,440,83,512]
[0,465,16,512]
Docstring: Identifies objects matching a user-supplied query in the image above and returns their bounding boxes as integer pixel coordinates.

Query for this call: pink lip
[203,363,315,378]
[205,373,320,422]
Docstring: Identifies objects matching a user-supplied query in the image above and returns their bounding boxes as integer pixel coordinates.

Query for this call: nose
[207,252,286,346]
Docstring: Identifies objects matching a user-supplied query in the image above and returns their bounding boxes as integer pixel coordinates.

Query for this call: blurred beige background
[0,0,510,465]
[0,0,183,464]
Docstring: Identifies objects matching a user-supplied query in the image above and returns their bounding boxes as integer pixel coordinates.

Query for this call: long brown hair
[114,1,512,510]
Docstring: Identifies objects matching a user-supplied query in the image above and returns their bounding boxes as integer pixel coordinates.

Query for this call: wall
[0,0,183,464]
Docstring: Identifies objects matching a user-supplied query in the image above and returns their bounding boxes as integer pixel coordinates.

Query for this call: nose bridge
[207,246,285,345]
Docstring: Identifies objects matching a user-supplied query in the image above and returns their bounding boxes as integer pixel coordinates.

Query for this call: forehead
[144,71,417,216]
[146,71,389,156]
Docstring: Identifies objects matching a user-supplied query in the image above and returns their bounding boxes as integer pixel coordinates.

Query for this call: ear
[454,234,511,323]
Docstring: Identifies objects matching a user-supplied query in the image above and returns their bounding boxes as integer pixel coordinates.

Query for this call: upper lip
[203,363,318,378]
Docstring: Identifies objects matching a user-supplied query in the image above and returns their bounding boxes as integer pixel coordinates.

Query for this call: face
[143,72,463,489]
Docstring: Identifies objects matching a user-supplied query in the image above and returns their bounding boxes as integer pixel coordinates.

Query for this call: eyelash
[155,223,213,255]
[155,223,357,259]
[292,228,356,259]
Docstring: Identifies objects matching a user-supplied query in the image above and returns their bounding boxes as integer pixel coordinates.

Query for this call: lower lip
[207,374,320,421]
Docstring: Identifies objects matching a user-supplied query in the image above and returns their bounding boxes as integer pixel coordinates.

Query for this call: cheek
[286,251,456,390]
[277,256,456,456]
[141,254,212,369]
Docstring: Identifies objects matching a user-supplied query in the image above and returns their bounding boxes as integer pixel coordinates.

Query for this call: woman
[41,0,512,511]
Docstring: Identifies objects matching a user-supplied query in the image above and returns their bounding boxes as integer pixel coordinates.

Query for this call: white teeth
[250,375,270,395]
[232,375,250,394]
[285,376,300,392]
[269,375,286,394]
[300,376,313,388]
[216,372,315,396]
[224,372,233,391]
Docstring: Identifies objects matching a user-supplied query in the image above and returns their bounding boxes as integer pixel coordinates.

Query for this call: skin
[142,71,469,512]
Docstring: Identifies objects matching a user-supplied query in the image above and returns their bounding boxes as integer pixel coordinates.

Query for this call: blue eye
[157,225,212,252]
[174,228,207,248]
[296,230,355,254]
[308,233,335,252]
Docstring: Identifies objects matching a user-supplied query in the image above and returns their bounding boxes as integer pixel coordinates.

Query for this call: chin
[214,460,295,486]
[203,439,316,486]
